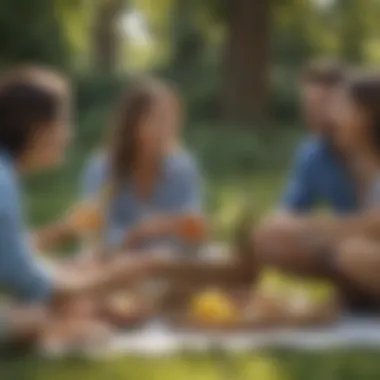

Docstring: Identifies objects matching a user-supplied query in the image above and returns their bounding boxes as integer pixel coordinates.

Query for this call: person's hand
[176,214,208,243]
[40,318,114,353]
[65,202,103,233]
[30,232,46,253]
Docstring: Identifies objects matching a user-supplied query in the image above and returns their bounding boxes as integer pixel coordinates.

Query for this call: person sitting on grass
[256,71,380,313]
[281,59,348,214]
[0,66,157,349]
[36,79,205,258]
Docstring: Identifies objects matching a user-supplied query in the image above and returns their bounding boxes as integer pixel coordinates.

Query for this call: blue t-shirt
[281,137,358,214]
[81,149,203,250]
[0,151,52,303]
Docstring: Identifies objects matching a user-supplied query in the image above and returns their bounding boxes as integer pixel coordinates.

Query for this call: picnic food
[190,289,239,324]
[103,292,149,327]
[178,214,208,243]
[41,318,113,353]
[68,201,103,232]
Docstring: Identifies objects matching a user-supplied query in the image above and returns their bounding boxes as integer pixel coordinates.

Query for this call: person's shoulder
[83,150,108,175]
[165,147,199,175]
[295,135,330,162]
[0,156,17,192]
[0,156,19,209]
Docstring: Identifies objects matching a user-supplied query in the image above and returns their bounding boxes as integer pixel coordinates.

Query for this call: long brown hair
[346,72,380,154]
[98,79,177,253]
[108,78,175,193]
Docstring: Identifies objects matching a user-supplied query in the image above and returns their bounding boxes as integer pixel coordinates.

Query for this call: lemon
[191,289,239,323]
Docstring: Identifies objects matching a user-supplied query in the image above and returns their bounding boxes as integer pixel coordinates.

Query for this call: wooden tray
[164,299,341,332]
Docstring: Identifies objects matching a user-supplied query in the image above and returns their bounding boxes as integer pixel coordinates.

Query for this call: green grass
[3,351,380,379]
[15,168,380,379]
[10,126,380,379]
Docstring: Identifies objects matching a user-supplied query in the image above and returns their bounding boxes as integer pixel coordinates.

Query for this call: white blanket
[42,316,380,358]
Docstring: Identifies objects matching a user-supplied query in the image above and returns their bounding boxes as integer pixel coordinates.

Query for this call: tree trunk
[337,0,365,63]
[222,0,271,125]
[92,0,127,72]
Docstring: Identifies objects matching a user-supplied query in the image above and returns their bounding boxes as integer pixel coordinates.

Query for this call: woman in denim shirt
[81,80,204,255]
[37,79,204,256]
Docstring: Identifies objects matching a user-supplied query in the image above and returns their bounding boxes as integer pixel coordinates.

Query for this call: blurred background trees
[1,0,380,125]
[1,0,380,225]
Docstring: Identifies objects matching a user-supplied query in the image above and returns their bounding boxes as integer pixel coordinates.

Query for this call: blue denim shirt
[81,149,203,250]
[281,137,358,213]
[0,151,52,303]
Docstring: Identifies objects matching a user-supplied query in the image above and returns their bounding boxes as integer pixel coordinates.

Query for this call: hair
[108,78,177,192]
[0,66,69,159]
[346,72,380,154]
[301,59,347,87]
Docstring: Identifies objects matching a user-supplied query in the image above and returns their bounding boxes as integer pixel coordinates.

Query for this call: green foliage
[74,73,127,115]
[0,0,77,68]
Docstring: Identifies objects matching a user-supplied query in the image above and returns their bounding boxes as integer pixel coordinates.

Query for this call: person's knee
[335,238,361,273]
[335,237,380,295]
[335,237,378,273]
[253,221,303,269]
[9,306,48,345]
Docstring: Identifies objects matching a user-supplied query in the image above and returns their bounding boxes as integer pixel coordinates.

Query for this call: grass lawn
[6,164,379,379]
[3,351,380,379]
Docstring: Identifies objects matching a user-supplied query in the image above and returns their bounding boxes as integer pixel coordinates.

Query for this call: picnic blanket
[42,316,380,358]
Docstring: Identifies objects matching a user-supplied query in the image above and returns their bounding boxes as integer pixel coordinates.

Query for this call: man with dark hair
[281,59,350,213]
[255,66,380,312]
[0,67,154,347]
[300,59,346,135]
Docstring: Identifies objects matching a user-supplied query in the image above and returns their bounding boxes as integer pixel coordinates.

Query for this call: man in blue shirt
[281,60,356,214]
[256,65,380,311]
[0,67,155,346]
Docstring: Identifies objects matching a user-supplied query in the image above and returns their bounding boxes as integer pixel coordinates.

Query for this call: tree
[170,0,204,71]
[335,0,365,63]
[221,0,271,124]
[0,0,74,68]
[92,0,128,72]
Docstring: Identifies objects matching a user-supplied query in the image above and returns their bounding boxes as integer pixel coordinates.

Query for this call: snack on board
[41,318,113,353]
[174,277,340,331]
[102,292,150,328]
[68,201,103,232]
[178,214,208,243]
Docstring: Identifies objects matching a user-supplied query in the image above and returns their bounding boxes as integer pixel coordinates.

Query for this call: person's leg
[254,222,380,311]
[335,237,380,299]
[0,305,47,350]
[253,222,332,279]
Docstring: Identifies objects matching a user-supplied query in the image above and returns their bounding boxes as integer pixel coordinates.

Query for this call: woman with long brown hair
[83,78,204,255]
[36,78,205,256]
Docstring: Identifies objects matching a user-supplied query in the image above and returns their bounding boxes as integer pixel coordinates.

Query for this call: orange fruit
[178,215,207,243]
[69,203,103,232]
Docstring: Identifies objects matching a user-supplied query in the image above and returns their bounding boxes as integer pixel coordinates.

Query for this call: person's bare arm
[123,213,206,249]
[266,210,380,244]
[34,221,76,252]
[252,210,380,278]
[150,256,253,288]
[51,255,154,303]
